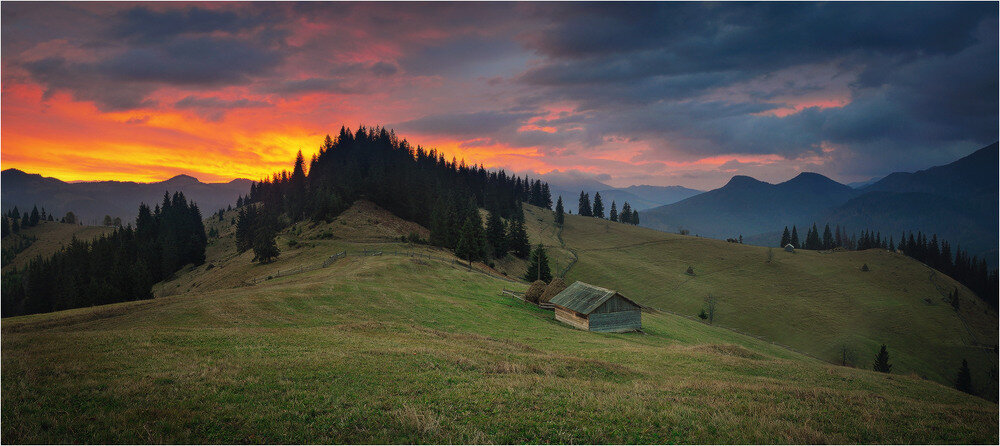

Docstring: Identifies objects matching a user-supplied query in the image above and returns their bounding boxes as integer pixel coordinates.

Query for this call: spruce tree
[873,344,892,373]
[955,359,973,394]
[523,244,552,283]
[592,192,604,218]
[577,191,592,217]
[29,206,40,227]
[2,217,9,238]
[781,226,790,246]
[609,201,618,222]
[621,202,632,224]
[631,210,639,225]
[485,210,507,258]
[822,224,833,249]
[506,214,531,258]
[790,226,800,247]
[554,196,565,226]
[455,210,487,262]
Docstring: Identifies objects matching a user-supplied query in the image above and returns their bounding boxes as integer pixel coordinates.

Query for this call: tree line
[567,191,639,225]
[238,126,547,265]
[1,192,207,317]
[779,223,998,307]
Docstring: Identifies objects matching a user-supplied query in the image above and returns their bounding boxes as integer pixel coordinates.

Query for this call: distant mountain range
[1,169,252,225]
[641,143,998,263]
[541,175,702,212]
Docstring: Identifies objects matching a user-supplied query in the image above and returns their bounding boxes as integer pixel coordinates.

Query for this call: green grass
[3,253,996,443]
[534,205,998,396]
[2,201,997,443]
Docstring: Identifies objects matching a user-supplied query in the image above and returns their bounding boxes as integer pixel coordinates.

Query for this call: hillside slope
[535,206,998,395]
[1,221,114,272]
[2,208,996,443]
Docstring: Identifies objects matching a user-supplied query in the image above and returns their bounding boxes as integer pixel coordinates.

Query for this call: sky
[1,2,997,189]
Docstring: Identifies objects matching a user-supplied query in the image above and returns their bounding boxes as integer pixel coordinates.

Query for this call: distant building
[548,281,642,333]
[784,244,795,252]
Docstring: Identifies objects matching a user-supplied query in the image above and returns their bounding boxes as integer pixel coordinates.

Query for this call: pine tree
[873,344,892,373]
[577,191,592,217]
[780,226,790,246]
[621,202,632,224]
[631,210,639,225]
[29,206,40,227]
[1,217,9,238]
[609,201,618,222]
[485,210,507,258]
[822,224,833,249]
[592,192,604,218]
[523,244,552,283]
[455,210,487,263]
[790,226,800,247]
[955,359,973,394]
[506,215,531,258]
[554,196,565,226]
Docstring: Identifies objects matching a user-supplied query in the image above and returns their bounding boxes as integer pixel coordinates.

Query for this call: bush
[288,239,298,248]
[698,309,708,320]
[539,278,568,303]
[861,263,870,272]
[686,266,695,276]
[524,280,547,303]
[407,231,424,244]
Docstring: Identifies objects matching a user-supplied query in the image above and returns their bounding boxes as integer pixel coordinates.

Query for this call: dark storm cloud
[111,6,269,42]
[514,2,998,174]
[395,110,538,137]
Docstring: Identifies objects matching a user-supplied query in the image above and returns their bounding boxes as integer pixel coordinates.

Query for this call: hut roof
[549,281,639,315]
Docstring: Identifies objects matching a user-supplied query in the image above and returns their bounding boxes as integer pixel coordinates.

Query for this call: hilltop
[2,200,996,443]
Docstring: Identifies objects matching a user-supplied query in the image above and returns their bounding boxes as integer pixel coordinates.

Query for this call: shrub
[524,280,547,303]
[861,263,870,272]
[288,239,298,248]
[686,266,695,276]
[698,309,708,320]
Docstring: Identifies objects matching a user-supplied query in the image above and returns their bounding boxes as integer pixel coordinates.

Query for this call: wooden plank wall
[591,294,640,314]
[554,306,589,330]
[588,310,641,333]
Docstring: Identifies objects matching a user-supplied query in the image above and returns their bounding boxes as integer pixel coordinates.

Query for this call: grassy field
[2,201,997,443]
[1,221,114,272]
[3,249,997,443]
[524,205,998,396]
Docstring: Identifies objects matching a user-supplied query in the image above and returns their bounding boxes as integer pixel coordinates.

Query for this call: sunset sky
[2,2,997,189]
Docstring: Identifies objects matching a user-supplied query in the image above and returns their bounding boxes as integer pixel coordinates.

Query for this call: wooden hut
[548,281,642,332]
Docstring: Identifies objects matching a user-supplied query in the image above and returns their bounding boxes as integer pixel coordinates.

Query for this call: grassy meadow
[520,205,998,395]
[1,221,114,273]
[1,201,997,443]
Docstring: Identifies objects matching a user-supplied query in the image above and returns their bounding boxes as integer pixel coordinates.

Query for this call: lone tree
[523,244,552,283]
[609,201,618,222]
[554,196,565,226]
[577,191,592,217]
[872,344,892,373]
[955,359,973,394]
[592,192,605,218]
[704,295,717,324]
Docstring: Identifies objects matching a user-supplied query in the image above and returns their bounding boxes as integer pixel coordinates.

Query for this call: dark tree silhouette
[523,244,552,283]
[592,192,605,219]
[955,359,973,394]
[873,344,892,373]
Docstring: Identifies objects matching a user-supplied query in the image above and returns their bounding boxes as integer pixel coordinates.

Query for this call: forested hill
[242,126,551,263]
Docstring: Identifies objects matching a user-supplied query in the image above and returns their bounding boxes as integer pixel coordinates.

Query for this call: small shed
[548,281,642,333]
[784,243,795,252]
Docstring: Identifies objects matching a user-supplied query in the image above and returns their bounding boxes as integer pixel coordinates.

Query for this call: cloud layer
[2,2,996,187]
